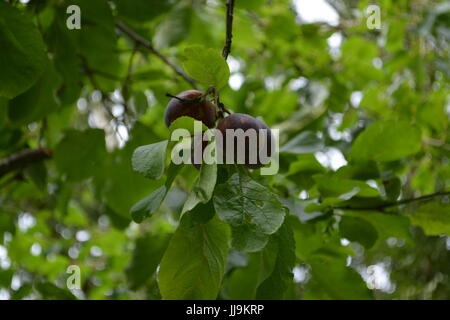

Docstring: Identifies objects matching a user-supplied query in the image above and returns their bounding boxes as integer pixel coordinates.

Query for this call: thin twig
[0,149,52,179]
[115,21,198,89]
[334,191,450,211]
[222,0,235,59]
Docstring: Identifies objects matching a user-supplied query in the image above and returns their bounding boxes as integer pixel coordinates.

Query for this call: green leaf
[338,108,358,131]
[306,257,373,300]
[256,221,296,299]
[339,216,378,249]
[0,269,13,288]
[280,131,324,154]
[54,129,106,182]
[350,120,422,162]
[225,251,270,299]
[95,124,160,221]
[132,140,168,180]
[0,2,47,99]
[410,202,450,236]
[0,213,16,238]
[286,154,326,176]
[8,62,60,125]
[73,0,120,91]
[182,162,217,214]
[169,116,207,137]
[314,175,380,198]
[0,98,7,127]
[291,217,326,261]
[341,36,383,85]
[24,162,47,190]
[129,162,183,223]
[345,210,413,243]
[126,232,171,290]
[131,91,148,116]
[130,186,167,223]
[47,15,82,106]
[114,0,173,22]
[154,5,192,48]
[183,45,230,89]
[213,173,285,252]
[383,177,402,201]
[34,281,76,300]
[158,215,230,299]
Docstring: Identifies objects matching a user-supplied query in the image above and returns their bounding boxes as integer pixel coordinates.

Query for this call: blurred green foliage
[0,0,449,300]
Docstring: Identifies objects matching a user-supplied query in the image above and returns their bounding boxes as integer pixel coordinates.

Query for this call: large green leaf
[47,14,82,106]
[132,140,168,180]
[0,2,47,99]
[183,45,230,89]
[410,202,450,236]
[350,120,422,162]
[280,131,324,154]
[306,257,373,300]
[225,220,295,300]
[182,162,217,214]
[158,215,230,300]
[213,173,285,252]
[72,0,120,91]
[314,174,380,198]
[255,221,295,299]
[344,210,413,243]
[154,5,192,48]
[8,62,60,125]
[130,162,183,223]
[54,129,106,181]
[130,186,167,223]
[339,216,378,249]
[126,232,171,290]
[168,116,207,136]
[114,0,172,22]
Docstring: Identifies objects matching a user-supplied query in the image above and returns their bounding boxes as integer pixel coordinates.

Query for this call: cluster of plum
[164,90,273,169]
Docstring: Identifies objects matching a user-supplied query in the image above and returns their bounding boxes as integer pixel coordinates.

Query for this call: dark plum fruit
[216,113,273,169]
[164,90,216,128]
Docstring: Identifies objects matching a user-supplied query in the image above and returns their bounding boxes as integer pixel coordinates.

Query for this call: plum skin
[164,90,216,128]
[216,113,273,169]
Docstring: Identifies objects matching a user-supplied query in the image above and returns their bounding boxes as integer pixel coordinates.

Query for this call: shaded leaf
[183,45,230,89]
[126,232,171,290]
[55,129,106,182]
[0,2,47,99]
[280,131,324,154]
[130,186,167,223]
[350,120,422,162]
[339,216,378,249]
[159,215,230,299]
[132,140,168,180]
[411,202,450,236]
[213,173,285,252]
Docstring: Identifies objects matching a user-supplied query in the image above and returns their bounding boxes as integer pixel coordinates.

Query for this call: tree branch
[335,191,450,212]
[0,148,52,179]
[222,0,235,60]
[115,21,198,89]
